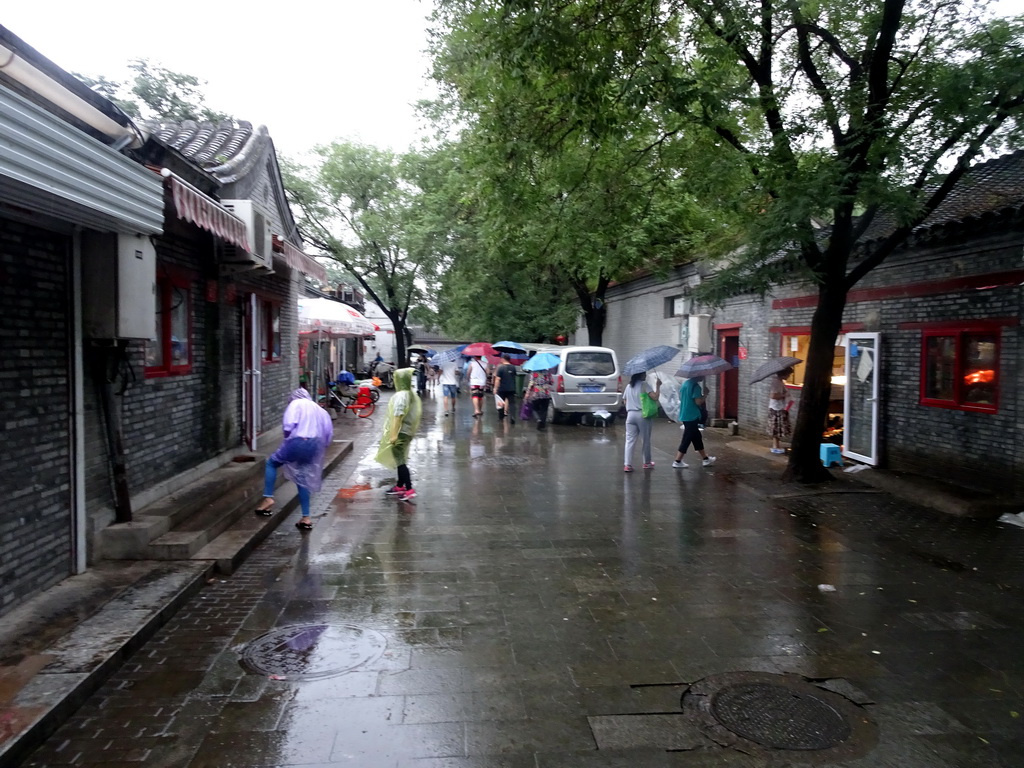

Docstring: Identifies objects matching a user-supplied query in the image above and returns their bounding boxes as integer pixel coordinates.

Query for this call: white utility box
[81,232,156,340]
[687,314,712,355]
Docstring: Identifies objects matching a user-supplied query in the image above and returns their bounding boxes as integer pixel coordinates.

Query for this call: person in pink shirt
[254,387,334,530]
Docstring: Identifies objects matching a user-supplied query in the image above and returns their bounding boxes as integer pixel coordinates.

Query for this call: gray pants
[623,410,653,466]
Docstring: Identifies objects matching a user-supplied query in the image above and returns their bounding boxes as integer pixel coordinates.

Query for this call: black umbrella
[749,356,803,384]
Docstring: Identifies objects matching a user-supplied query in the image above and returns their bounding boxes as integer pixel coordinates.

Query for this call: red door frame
[717,326,741,420]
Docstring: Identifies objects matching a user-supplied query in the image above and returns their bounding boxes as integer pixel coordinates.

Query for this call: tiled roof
[140,119,272,184]
[865,149,1024,242]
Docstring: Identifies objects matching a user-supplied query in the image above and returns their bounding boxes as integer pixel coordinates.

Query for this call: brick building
[0,26,326,618]
[593,151,1023,497]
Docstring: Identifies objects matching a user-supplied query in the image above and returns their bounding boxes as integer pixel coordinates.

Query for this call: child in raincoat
[377,368,422,501]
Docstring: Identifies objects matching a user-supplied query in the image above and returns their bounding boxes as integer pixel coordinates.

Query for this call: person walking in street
[414,356,428,397]
[493,354,518,424]
[468,355,489,418]
[439,359,460,416]
[673,375,716,468]
[623,372,660,472]
[768,366,794,454]
[377,368,423,501]
[254,386,334,530]
[523,368,555,429]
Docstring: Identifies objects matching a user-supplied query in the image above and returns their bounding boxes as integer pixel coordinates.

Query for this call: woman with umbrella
[522,352,560,430]
[620,346,678,472]
[672,355,731,468]
[750,356,801,455]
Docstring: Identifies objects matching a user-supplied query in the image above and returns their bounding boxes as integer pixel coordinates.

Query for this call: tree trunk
[584,302,606,346]
[782,282,846,484]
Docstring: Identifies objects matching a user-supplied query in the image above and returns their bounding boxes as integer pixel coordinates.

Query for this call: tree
[283,142,446,368]
[431,0,1024,482]
[429,3,734,344]
[77,59,230,122]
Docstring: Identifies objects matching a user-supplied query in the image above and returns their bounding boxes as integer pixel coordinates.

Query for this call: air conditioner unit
[221,199,273,271]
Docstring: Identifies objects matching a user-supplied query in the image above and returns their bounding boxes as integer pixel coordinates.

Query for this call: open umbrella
[622,345,681,376]
[462,341,497,358]
[492,341,527,355]
[407,345,433,355]
[432,344,468,364]
[522,352,562,372]
[749,356,803,384]
[676,354,733,378]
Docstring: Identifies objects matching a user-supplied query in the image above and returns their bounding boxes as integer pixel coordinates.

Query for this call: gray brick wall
[0,218,72,617]
[83,223,301,546]
[603,219,1023,494]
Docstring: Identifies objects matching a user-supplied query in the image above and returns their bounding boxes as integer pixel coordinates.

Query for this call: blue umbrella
[622,345,681,376]
[432,344,468,364]
[522,352,562,372]
[492,340,527,354]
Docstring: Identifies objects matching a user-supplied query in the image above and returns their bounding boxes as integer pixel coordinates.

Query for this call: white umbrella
[298,297,376,337]
[298,298,377,397]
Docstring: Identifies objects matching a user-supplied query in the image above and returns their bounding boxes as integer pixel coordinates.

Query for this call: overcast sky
[3,1,438,158]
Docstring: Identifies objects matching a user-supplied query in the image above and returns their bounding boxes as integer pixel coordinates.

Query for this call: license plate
[580,385,602,393]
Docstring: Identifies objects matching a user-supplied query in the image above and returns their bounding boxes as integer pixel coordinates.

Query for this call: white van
[549,346,622,422]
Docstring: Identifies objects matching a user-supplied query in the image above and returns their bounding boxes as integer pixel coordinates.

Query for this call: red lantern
[555,334,566,345]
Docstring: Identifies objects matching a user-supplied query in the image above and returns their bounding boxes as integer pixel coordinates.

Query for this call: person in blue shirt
[672,376,717,468]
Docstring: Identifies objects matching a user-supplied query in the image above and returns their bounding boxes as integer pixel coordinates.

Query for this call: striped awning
[163,171,249,251]
[277,238,328,282]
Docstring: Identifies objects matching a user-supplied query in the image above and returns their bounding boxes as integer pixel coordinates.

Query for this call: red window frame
[145,268,194,378]
[262,299,281,363]
[919,325,999,413]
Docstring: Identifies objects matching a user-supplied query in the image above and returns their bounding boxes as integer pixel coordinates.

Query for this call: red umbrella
[462,342,497,358]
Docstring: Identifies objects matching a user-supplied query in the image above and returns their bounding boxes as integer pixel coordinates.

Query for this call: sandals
[295,519,313,531]
[254,506,274,517]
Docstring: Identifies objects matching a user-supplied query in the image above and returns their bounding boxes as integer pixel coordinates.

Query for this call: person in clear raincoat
[254,387,334,530]
[376,368,422,501]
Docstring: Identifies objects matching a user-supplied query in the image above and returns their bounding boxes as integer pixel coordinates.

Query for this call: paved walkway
[8,389,1024,767]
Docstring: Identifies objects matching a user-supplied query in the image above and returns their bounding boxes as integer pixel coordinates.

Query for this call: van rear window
[565,352,615,376]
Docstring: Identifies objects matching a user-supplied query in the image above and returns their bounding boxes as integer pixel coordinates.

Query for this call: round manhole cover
[710,682,852,750]
[241,624,386,680]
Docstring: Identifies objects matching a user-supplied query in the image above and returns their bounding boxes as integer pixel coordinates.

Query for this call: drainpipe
[0,42,143,149]
[71,230,87,572]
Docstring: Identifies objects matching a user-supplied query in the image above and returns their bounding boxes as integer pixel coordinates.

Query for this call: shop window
[921,328,998,412]
[145,273,192,376]
[261,300,281,362]
[778,334,847,388]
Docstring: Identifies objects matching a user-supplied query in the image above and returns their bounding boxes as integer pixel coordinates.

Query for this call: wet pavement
[13,390,1024,767]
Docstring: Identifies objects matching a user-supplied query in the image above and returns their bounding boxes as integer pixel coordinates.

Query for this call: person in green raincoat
[376,367,422,500]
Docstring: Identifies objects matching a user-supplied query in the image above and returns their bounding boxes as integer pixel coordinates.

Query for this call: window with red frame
[261,300,281,362]
[921,327,999,412]
[145,273,192,375]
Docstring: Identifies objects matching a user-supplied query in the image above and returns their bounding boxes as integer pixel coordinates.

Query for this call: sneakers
[398,488,417,500]
[624,465,634,473]
[385,485,405,496]
[643,462,655,469]
[671,460,688,468]
[702,456,717,467]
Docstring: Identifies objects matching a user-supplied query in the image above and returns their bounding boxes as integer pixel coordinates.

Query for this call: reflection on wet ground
[20,390,1024,766]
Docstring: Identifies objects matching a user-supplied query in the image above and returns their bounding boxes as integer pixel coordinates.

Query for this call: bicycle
[341,386,376,418]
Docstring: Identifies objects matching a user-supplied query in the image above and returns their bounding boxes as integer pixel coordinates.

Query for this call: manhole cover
[710,682,851,750]
[241,624,386,680]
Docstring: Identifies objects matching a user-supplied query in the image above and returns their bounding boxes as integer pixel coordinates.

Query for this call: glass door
[843,333,880,465]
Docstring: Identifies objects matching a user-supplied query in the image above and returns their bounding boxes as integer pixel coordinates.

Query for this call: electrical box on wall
[81,232,156,340]
[688,314,712,354]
